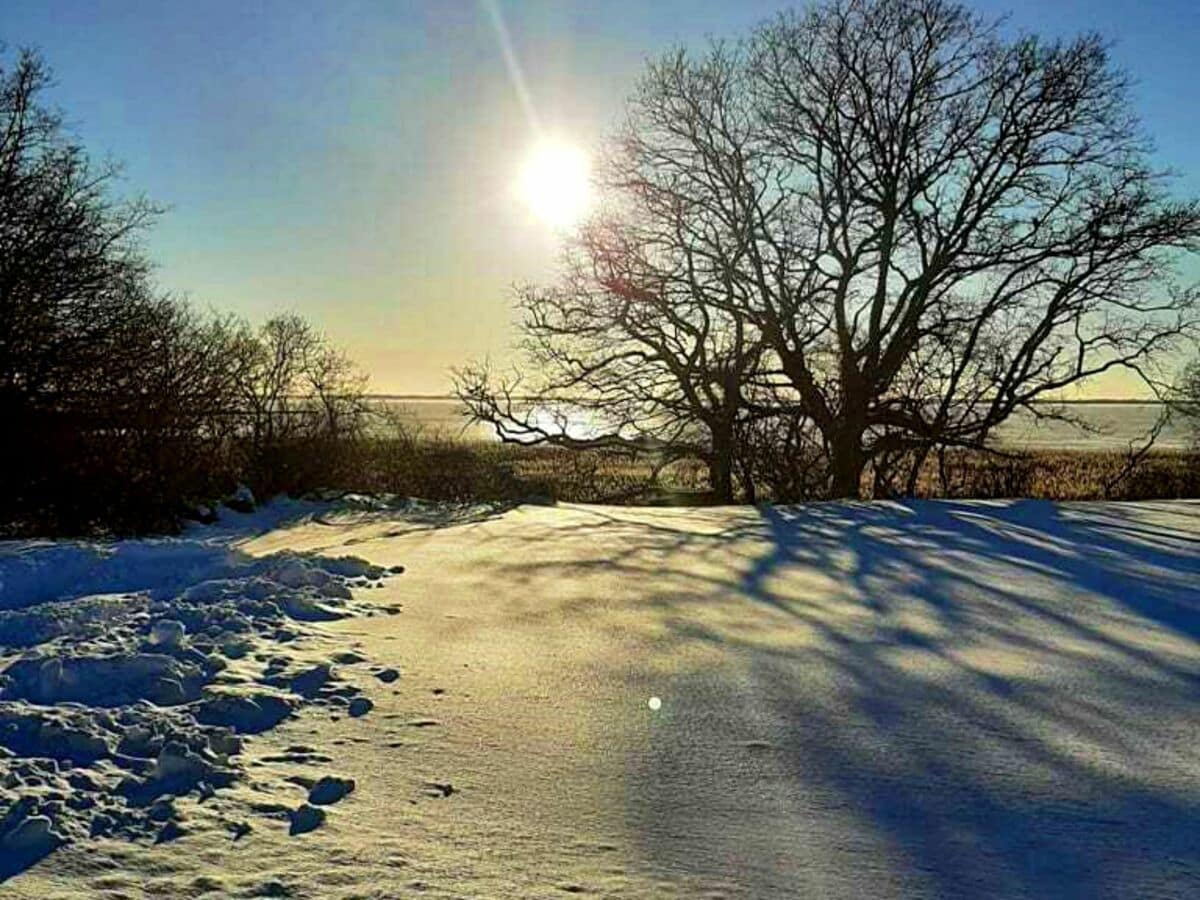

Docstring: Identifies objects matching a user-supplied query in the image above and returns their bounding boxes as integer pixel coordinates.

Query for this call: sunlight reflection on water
[371,399,1191,450]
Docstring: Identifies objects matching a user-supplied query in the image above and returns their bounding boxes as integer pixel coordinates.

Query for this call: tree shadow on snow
[503,500,1200,898]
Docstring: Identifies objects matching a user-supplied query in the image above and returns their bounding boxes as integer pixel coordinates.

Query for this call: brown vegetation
[293,422,1200,506]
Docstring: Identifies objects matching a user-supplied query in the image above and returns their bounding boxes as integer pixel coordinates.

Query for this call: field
[3,496,1197,897]
[3,421,1196,540]
[342,400,1200,505]
[336,435,1200,505]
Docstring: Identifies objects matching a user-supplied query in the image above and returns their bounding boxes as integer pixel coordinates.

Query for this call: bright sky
[1,0,1198,396]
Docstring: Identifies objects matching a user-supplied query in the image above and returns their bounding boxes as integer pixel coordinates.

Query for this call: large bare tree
[463,0,1200,500]
[747,0,1200,494]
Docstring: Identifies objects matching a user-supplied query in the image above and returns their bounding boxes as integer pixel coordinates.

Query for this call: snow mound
[0,509,402,878]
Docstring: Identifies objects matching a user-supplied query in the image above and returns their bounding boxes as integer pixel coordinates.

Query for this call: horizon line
[364,393,1171,408]
[366,394,1169,405]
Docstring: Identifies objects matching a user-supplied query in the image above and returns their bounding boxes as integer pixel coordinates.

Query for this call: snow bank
[0,500,404,878]
[0,497,336,609]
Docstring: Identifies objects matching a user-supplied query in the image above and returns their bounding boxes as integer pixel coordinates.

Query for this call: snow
[0,498,402,877]
[2,498,1199,897]
[0,497,328,609]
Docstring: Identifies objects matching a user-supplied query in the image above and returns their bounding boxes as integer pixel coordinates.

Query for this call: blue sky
[1,0,1197,394]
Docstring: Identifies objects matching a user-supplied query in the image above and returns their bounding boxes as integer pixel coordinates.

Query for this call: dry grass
[346,437,703,504]
[15,433,1192,538]
[909,449,1200,501]
[334,435,1200,505]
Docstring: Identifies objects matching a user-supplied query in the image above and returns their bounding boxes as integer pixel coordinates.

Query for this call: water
[373,398,1194,451]
[993,403,1190,450]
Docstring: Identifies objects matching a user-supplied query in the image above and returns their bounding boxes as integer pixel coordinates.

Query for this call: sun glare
[518,138,592,228]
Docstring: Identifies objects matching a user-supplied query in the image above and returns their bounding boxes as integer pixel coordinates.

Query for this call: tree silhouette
[0,49,369,532]
[749,0,1200,494]
[461,0,1200,499]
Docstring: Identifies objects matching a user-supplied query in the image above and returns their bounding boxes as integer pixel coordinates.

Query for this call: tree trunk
[708,427,735,504]
[829,427,867,499]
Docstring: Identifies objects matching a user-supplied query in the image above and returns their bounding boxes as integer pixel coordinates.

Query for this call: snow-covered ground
[0,497,407,877]
[2,498,1198,898]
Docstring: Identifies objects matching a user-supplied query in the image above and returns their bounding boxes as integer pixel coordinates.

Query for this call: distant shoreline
[366,394,1170,405]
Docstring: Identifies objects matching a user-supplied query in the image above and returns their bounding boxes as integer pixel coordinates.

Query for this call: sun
[518,138,592,228]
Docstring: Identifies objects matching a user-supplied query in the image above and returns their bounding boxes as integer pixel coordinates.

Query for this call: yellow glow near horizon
[518,138,592,228]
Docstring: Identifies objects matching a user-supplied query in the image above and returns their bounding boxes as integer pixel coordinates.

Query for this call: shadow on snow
[494,499,1200,898]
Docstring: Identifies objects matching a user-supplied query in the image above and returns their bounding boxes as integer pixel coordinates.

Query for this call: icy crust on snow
[0,518,403,877]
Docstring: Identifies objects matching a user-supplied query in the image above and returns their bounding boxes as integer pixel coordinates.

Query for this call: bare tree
[467,0,1200,500]
[747,0,1200,495]
[1173,358,1200,449]
[0,48,372,532]
[235,314,319,451]
[0,48,162,424]
[0,47,186,531]
[229,314,369,491]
